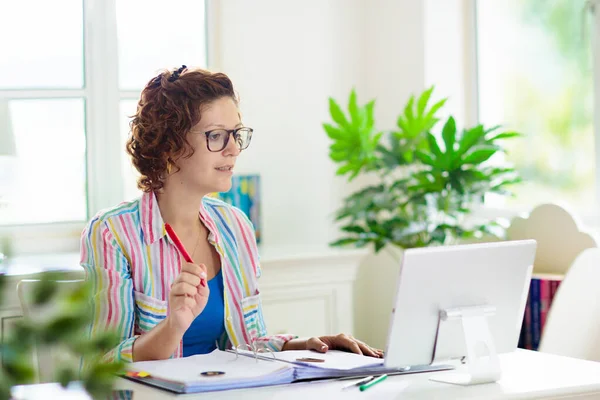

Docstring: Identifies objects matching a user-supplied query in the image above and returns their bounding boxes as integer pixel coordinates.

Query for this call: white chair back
[538,248,600,361]
[507,203,597,275]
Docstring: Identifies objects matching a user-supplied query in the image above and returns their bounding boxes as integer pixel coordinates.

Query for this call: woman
[80,65,383,362]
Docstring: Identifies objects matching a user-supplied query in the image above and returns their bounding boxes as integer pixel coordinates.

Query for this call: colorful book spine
[530,279,541,350]
[550,280,560,302]
[519,289,532,349]
[539,279,550,335]
[518,277,562,351]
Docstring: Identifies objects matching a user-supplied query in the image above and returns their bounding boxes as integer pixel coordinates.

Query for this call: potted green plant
[0,272,123,399]
[323,87,522,255]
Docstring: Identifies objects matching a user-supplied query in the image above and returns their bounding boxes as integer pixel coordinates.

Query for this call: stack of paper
[128,350,295,393]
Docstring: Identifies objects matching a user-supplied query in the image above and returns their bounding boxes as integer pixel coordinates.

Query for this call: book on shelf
[519,275,563,351]
[125,348,453,394]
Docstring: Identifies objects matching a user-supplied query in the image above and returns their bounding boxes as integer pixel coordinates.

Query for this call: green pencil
[359,374,388,392]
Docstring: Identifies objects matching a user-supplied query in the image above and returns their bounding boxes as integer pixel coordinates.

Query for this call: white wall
[212,0,366,256]
[363,1,426,129]
[212,0,426,347]
[424,0,476,128]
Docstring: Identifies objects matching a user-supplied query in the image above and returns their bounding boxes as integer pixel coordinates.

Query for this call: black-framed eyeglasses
[203,127,253,152]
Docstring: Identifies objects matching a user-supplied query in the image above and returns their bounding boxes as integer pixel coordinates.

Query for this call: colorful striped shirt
[79,191,294,363]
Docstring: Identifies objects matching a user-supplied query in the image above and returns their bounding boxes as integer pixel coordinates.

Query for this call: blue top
[182,269,226,356]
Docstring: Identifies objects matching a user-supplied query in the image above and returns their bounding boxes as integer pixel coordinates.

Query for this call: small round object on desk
[200,371,226,377]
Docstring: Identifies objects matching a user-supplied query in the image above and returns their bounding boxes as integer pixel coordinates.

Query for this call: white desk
[113,350,600,399]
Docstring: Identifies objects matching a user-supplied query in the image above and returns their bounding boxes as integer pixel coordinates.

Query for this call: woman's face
[171,96,242,195]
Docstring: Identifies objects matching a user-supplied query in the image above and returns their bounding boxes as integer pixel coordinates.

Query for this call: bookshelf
[518,273,564,351]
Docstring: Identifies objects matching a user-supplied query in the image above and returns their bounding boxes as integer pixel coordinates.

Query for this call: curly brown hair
[125,66,238,193]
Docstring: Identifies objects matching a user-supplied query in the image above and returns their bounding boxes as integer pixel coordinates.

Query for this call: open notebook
[242,349,452,381]
[126,349,453,394]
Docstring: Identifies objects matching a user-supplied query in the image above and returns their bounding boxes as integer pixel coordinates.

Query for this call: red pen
[165,223,206,287]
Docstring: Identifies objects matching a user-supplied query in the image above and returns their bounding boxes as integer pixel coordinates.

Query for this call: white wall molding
[258,248,366,338]
[259,249,366,286]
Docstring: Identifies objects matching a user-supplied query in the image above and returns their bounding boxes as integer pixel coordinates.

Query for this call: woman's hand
[166,262,209,334]
[282,334,384,358]
[307,334,383,358]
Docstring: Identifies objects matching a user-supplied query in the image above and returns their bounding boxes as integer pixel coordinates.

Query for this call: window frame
[0,0,213,256]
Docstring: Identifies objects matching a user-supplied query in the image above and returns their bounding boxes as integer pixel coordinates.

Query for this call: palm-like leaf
[396,87,447,141]
[323,89,381,180]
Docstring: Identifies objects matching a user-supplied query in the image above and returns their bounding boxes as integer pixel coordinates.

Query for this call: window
[0,0,86,226]
[476,0,595,214]
[0,0,207,230]
[115,0,208,201]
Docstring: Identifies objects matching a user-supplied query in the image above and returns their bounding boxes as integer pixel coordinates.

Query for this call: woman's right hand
[167,262,210,334]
